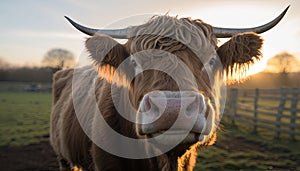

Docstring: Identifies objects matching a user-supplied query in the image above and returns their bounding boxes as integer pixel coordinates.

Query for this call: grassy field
[0,92,51,146]
[0,91,299,170]
[196,122,300,170]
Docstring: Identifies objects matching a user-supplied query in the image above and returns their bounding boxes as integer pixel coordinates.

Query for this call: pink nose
[136,91,206,135]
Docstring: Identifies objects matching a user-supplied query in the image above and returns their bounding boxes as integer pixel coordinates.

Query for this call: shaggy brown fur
[50,15,263,171]
[50,68,94,170]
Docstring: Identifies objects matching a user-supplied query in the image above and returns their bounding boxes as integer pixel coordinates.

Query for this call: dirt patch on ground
[214,136,269,152]
[214,136,290,154]
[0,141,58,171]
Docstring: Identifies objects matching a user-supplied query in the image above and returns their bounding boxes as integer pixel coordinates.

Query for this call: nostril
[143,95,151,112]
[149,97,165,114]
[141,95,162,115]
[185,94,206,116]
[186,103,195,113]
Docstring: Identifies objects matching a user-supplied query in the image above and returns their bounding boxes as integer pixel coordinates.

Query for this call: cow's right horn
[213,6,290,38]
[64,16,129,39]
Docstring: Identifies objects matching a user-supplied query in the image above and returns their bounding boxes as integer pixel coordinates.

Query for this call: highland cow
[50,7,289,171]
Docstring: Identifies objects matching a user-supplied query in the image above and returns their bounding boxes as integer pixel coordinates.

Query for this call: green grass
[0,92,51,146]
[195,122,300,171]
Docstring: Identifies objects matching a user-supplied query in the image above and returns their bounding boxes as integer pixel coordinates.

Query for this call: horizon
[1,0,300,75]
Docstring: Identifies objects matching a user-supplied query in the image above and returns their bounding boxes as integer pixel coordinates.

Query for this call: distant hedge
[0,67,59,82]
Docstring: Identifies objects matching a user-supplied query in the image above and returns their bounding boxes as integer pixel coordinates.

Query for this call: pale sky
[1,0,299,73]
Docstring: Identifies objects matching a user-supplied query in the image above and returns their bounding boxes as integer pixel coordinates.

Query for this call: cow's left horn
[213,6,290,38]
[64,16,128,39]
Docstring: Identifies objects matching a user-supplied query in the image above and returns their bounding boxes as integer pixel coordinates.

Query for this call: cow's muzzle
[136,91,212,144]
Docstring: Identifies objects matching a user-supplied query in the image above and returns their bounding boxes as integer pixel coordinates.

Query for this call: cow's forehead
[127,15,216,63]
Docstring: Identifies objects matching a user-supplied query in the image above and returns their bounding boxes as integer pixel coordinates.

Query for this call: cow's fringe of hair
[128,15,217,61]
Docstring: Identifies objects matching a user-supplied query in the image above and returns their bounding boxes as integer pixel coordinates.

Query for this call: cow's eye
[130,56,143,75]
[131,59,138,67]
[209,58,216,67]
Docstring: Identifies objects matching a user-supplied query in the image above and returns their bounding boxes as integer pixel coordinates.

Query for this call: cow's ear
[85,35,131,86]
[217,32,263,80]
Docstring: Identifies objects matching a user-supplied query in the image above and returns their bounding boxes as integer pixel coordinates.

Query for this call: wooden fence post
[274,87,287,139]
[229,88,238,125]
[253,88,259,133]
[289,87,299,141]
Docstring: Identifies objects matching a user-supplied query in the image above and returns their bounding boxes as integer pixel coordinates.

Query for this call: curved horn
[213,6,290,38]
[64,16,128,39]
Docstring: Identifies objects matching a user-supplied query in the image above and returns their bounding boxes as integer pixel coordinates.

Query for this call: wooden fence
[224,88,300,140]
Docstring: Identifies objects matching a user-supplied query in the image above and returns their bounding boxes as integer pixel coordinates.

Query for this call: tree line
[0,48,75,82]
[0,49,299,88]
[0,67,55,82]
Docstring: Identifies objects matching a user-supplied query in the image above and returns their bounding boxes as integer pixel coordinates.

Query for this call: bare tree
[265,51,300,74]
[42,48,76,70]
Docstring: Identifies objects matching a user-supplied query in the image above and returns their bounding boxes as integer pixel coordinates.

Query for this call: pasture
[0,92,51,146]
[0,91,299,170]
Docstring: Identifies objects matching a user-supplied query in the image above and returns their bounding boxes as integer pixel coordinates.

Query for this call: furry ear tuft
[85,35,131,86]
[217,32,263,79]
[85,35,127,68]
